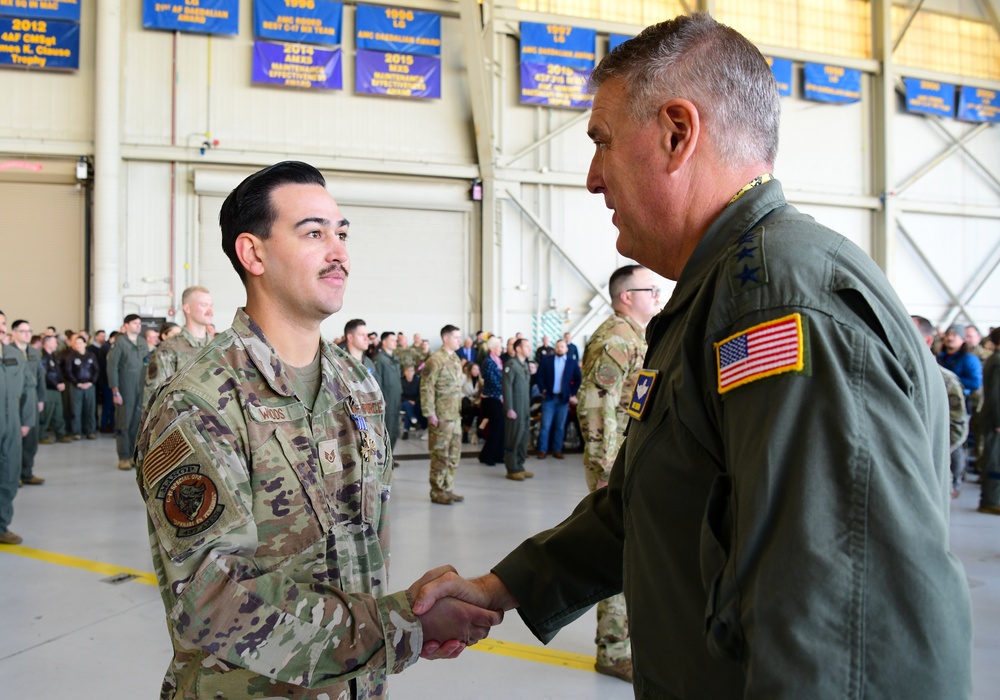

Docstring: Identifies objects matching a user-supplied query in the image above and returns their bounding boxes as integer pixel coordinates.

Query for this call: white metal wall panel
[896,213,1000,327]
[0,181,85,331]
[197,195,472,343]
[121,161,174,317]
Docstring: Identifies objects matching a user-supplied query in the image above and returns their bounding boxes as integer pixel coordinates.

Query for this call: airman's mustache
[319,263,349,278]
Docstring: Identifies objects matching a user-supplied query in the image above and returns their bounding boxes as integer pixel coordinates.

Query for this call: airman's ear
[235,233,265,278]
[657,98,700,173]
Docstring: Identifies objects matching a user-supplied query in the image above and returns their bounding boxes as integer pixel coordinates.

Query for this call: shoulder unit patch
[715,313,808,395]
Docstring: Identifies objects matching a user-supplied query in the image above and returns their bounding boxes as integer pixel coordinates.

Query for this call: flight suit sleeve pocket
[700,473,743,662]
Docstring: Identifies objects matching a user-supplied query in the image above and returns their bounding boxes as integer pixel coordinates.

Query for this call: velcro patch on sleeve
[715,313,806,395]
[143,428,194,488]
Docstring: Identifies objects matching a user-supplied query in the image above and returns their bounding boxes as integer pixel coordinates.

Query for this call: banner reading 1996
[0,15,78,69]
[254,0,342,45]
[0,0,80,21]
[252,40,342,90]
[520,22,595,109]
[143,0,239,36]
[355,4,441,56]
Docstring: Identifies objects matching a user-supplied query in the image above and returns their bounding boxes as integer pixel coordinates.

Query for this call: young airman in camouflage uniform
[142,286,213,405]
[420,325,464,504]
[576,265,661,682]
[135,162,499,699]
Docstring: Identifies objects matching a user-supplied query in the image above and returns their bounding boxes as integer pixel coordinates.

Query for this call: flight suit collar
[648,179,787,344]
[230,308,353,409]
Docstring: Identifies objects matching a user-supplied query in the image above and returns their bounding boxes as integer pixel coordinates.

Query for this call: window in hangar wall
[517,0,1000,80]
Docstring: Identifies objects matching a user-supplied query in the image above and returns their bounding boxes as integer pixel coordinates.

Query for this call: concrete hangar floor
[1,432,998,699]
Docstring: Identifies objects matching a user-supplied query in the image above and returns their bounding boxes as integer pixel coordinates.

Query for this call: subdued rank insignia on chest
[727,226,768,297]
[626,369,659,420]
[715,313,808,395]
[156,464,225,538]
[318,438,343,476]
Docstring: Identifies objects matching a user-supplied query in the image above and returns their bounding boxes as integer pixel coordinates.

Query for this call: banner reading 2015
[519,22,595,109]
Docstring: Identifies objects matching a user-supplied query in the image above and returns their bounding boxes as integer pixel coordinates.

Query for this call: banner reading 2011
[519,22,595,109]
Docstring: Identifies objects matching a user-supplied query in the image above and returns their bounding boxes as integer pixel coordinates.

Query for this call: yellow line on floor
[2,544,160,586]
[0,545,596,671]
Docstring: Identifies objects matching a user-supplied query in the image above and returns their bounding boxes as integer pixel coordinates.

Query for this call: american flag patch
[143,428,194,488]
[715,313,805,394]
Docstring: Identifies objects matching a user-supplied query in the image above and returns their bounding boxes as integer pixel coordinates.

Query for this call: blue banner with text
[0,16,78,69]
[355,48,440,99]
[355,4,441,56]
[904,77,955,118]
[0,0,80,21]
[803,62,861,104]
[251,40,342,90]
[520,60,592,109]
[143,0,239,36]
[520,21,595,70]
[767,57,792,97]
[958,86,1000,122]
[254,0,343,45]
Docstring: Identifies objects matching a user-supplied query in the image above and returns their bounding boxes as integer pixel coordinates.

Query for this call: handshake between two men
[410,567,516,659]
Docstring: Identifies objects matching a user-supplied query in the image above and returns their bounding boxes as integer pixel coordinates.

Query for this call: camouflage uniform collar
[230,308,352,405]
[179,326,210,348]
[614,311,646,339]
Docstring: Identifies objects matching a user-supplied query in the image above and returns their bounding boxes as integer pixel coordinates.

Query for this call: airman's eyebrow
[294,217,350,229]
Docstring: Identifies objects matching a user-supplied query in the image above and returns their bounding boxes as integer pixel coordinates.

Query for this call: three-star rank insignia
[156,464,225,538]
[728,226,768,297]
[626,369,659,420]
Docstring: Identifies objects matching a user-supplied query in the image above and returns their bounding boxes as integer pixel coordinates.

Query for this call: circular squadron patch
[156,464,225,537]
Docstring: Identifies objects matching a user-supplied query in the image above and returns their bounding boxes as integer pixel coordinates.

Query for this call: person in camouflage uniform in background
[576,264,662,683]
[142,286,214,406]
[978,327,1000,514]
[420,325,464,504]
[135,162,499,700]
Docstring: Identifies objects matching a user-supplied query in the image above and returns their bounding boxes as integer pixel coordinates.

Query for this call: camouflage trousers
[586,450,630,665]
[596,593,630,666]
[428,418,462,497]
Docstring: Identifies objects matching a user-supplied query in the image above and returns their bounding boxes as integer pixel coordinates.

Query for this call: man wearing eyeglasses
[575,263,661,681]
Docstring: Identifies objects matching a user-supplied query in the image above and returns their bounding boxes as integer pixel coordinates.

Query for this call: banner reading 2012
[519,22,595,109]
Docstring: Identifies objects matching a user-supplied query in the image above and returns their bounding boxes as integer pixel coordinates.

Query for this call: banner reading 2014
[519,22,595,109]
